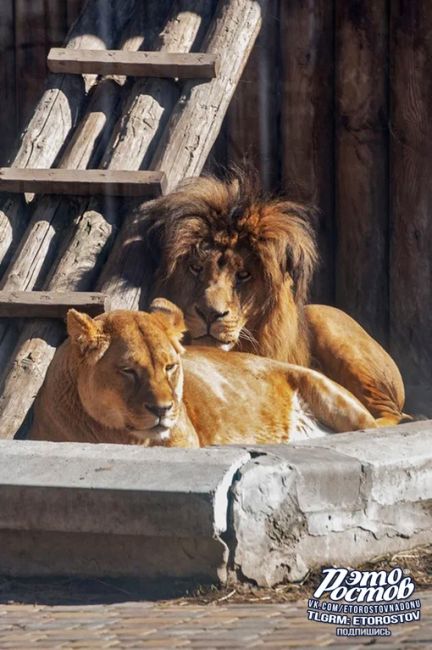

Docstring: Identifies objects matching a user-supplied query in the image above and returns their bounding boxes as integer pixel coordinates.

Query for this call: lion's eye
[119,367,137,379]
[236,270,251,283]
[189,262,203,276]
[200,241,212,252]
[166,363,178,373]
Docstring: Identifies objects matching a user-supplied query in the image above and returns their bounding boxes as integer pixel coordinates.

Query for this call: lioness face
[67,300,186,443]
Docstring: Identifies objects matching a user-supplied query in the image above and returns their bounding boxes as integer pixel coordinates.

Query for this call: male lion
[29,300,376,446]
[137,172,406,426]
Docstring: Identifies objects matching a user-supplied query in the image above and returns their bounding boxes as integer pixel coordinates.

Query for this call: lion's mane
[137,170,318,364]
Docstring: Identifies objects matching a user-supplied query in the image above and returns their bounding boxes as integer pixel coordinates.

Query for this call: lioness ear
[149,298,186,353]
[66,309,109,357]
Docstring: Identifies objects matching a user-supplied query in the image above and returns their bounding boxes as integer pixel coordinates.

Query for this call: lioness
[29,300,376,446]
[137,172,406,426]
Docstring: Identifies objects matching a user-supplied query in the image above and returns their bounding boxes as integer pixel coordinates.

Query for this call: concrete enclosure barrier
[0,422,430,586]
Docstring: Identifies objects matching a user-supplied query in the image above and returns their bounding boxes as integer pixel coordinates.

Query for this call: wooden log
[98,0,262,307]
[0,0,216,437]
[46,0,214,294]
[0,80,124,301]
[335,0,388,343]
[0,0,157,294]
[0,0,137,273]
[100,0,215,172]
[44,0,211,290]
[279,0,334,303]
[48,49,219,79]
[150,0,262,192]
[0,291,110,319]
[0,1,169,368]
[13,0,138,169]
[0,168,166,198]
[389,1,432,402]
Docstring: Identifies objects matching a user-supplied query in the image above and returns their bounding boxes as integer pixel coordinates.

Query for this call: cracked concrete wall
[229,423,432,587]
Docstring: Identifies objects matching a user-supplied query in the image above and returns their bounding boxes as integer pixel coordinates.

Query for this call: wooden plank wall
[1,0,431,405]
[0,1,18,165]
[335,0,389,343]
[280,0,335,304]
[0,0,84,166]
[389,1,432,408]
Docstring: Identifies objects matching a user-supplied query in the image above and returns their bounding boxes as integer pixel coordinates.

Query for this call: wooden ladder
[0,0,262,439]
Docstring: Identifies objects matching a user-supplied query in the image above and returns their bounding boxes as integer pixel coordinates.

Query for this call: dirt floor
[0,545,430,607]
[0,546,429,648]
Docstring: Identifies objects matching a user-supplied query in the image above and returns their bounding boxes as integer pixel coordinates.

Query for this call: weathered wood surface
[0,1,167,370]
[0,81,124,304]
[0,169,166,198]
[0,0,155,292]
[45,0,68,48]
[99,0,262,308]
[389,1,432,403]
[0,1,17,167]
[0,291,110,319]
[0,0,137,274]
[100,0,215,172]
[225,0,279,191]
[67,0,85,26]
[0,0,223,438]
[13,0,137,168]
[15,0,47,131]
[279,0,334,303]
[48,49,219,79]
[150,0,262,193]
[335,0,388,342]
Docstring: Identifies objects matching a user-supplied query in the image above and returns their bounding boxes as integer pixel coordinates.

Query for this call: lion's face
[161,242,268,351]
[142,173,317,357]
[66,300,186,443]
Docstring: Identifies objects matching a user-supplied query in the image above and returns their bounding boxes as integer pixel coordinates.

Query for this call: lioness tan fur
[136,172,406,425]
[29,300,376,447]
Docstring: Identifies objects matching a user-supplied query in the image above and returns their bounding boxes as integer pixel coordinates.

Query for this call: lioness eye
[237,270,251,282]
[166,363,178,373]
[189,262,202,276]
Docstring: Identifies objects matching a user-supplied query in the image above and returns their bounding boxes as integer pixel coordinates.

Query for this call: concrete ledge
[0,422,430,586]
[0,441,250,582]
[230,422,432,586]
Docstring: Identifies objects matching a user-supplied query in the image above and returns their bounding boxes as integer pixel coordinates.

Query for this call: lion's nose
[146,402,173,418]
[196,305,229,324]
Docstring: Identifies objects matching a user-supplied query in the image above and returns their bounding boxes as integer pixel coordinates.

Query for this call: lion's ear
[66,309,109,357]
[149,298,186,354]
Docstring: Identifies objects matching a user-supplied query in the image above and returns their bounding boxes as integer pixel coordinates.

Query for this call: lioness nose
[146,403,173,418]
[196,305,229,324]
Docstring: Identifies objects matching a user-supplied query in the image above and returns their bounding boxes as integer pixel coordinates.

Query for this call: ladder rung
[0,168,166,197]
[0,291,111,319]
[47,49,219,79]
